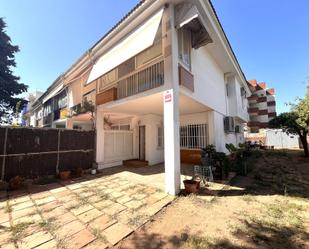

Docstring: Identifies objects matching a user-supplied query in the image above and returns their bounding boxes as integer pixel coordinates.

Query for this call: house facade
[90,0,250,194]
[247,79,276,133]
[26,0,251,195]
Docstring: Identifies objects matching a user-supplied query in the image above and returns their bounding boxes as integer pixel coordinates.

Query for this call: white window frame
[157,126,164,149]
[180,123,208,149]
[178,27,191,70]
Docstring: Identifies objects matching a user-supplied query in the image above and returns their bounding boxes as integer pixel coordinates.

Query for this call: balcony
[96,88,117,106]
[179,65,194,92]
[117,60,164,99]
[43,113,52,126]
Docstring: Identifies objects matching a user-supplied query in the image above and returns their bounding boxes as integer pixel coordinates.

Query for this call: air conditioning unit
[224,116,235,133]
[235,125,241,133]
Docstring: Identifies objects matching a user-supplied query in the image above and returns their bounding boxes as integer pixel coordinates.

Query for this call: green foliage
[0,18,28,123]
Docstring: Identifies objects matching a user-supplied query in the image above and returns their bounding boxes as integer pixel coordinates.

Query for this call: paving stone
[53,212,76,226]
[0,231,11,245]
[50,186,67,194]
[0,221,10,230]
[53,190,72,198]
[87,195,102,204]
[102,222,133,245]
[11,200,34,211]
[103,203,127,216]
[38,200,62,213]
[109,191,123,199]
[56,220,85,239]
[78,208,103,223]
[12,213,42,225]
[124,200,144,210]
[93,200,114,210]
[70,204,94,216]
[31,191,52,200]
[143,196,173,217]
[88,214,117,231]
[67,228,96,249]
[11,206,37,220]
[116,195,133,204]
[9,196,31,206]
[131,193,147,200]
[66,183,83,190]
[18,230,53,249]
[0,243,15,249]
[41,206,67,219]
[62,199,80,209]
[83,239,109,249]
[35,239,57,249]
[0,212,10,224]
[35,196,56,206]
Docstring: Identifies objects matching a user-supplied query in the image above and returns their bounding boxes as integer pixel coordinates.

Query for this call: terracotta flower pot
[183,179,200,194]
[59,171,71,180]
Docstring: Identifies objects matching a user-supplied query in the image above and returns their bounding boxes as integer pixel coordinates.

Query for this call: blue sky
[1,0,309,113]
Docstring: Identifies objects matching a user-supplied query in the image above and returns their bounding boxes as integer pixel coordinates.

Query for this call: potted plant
[183,178,200,194]
[75,167,84,177]
[9,176,24,190]
[91,162,98,175]
[59,170,71,180]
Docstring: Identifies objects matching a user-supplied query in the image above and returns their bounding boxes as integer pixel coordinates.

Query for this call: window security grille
[180,124,208,149]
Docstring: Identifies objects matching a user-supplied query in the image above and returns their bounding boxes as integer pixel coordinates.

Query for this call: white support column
[96,111,105,163]
[162,5,181,195]
[163,89,181,195]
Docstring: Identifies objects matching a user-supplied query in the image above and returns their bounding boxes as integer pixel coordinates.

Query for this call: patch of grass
[90,227,107,242]
[242,194,256,203]
[184,235,217,249]
[128,213,150,227]
[4,202,12,213]
[55,236,67,249]
[9,222,33,243]
[38,217,58,232]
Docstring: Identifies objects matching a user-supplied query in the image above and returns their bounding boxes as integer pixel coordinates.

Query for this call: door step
[123,159,149,167]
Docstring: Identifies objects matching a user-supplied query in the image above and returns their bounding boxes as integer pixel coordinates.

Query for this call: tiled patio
[0,164,182,249]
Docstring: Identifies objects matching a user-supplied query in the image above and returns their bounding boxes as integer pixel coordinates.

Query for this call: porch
[96,91,219,195]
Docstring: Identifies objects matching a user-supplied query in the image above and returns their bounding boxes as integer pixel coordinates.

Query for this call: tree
[0,17,28,123]
[269,89,309,157]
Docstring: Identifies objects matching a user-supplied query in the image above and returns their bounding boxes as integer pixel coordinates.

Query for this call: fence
[0,127,95,181]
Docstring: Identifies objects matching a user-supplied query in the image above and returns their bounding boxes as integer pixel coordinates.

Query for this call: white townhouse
[90,0,251,195]
[27,0,251,195]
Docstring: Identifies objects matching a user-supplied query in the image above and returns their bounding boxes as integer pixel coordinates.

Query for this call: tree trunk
[299,132,309,157]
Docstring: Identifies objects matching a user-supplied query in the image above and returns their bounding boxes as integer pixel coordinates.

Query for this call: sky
[1,0,309,113]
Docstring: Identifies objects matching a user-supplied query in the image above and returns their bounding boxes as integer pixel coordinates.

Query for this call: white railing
[117,60,164,99]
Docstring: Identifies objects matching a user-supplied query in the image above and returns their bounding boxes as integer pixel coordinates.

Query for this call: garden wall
[0,127,95,181]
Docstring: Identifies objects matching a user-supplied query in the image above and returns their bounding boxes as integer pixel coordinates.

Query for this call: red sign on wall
[164,91,172,103]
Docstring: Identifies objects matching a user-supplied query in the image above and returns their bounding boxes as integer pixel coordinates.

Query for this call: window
[178,28,191,69]
[180,124,208,149]
[111,124,130,131]
[157,126,164,149]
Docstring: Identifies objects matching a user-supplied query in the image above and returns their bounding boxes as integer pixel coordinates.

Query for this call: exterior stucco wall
[139,114,164,165]
[189,46,227,115]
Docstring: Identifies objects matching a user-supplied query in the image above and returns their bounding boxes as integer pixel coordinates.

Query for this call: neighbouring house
[26,60,96,130]
[247,79,276,133]
[26,0,251,194]
[22,91,44,126]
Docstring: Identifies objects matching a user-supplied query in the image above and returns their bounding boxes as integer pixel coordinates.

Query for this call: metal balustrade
[117,60,164,99]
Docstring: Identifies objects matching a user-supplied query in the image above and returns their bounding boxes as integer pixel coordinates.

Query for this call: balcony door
[139,126,146,161]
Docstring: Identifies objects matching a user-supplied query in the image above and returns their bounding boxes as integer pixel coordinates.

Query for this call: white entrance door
[104,130,134,163]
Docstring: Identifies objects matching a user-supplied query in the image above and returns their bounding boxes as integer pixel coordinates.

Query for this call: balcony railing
[117,60,164,99]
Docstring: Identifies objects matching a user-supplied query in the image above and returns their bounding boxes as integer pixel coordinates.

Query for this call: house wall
[139,114,164,165]
[189,46,226,115]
